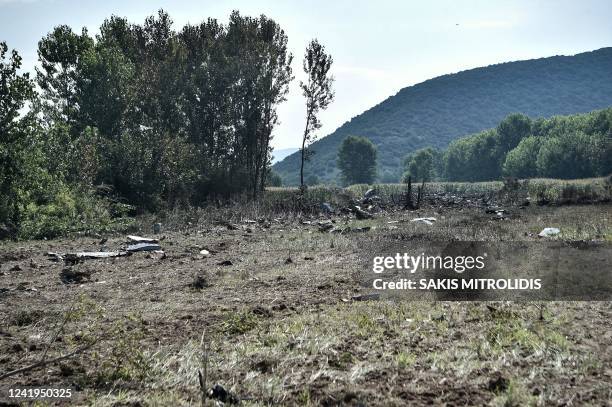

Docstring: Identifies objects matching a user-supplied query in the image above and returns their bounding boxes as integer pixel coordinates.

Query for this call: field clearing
[1,192,611,405]
[264,176,611,210]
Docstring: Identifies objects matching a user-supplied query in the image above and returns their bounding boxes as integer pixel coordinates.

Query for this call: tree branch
[0,340,97,381]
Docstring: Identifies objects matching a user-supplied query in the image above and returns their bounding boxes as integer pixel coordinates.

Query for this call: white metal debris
[410,217,437,225]
[538,227,560,237]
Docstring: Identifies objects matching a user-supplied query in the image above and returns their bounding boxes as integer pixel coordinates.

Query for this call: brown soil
[0,204,611,405]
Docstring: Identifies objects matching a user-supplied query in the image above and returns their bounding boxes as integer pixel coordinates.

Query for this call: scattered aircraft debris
[364,188,377,198]
[126,243,162,252]
[59,251,130,264]
[538,227,560,237]
[410,217,437,225]
[354,205,373,219]
[127,235,158,243]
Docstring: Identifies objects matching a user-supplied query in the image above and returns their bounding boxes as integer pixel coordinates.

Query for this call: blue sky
[1,0,611,150]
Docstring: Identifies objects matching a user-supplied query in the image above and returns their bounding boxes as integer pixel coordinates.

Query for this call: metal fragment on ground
[126,243,162,252]
[410,217,437,225]
[65,251,130,261]
[538,227,560,237]
[127,235,159,243]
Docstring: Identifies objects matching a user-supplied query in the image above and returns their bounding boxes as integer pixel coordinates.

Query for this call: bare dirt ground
[1,203,611,406]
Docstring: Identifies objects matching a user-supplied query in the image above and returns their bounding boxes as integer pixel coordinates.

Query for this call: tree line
[402,109,612,183]
[1,10,304,237]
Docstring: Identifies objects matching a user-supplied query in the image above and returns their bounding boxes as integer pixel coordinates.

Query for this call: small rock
[9,264,22,272]
[199,249,210,257]
[208,384,239,404]
[59,363,75,377]
[351,293,380,301]
[252,305,272,317]
[488,373,509,393]
[60,267,93,284]
[218,260,233,266]
[190,275,211,290]
[153,223,162,234]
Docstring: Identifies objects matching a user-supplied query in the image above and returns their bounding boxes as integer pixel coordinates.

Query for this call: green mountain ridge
[273,47,612,185]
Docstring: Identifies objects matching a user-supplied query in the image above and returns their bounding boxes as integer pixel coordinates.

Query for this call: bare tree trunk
[300,112,311,188]
[403,176,413,210]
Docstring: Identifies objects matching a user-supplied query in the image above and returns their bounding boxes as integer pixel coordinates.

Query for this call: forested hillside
[273,47,612,185]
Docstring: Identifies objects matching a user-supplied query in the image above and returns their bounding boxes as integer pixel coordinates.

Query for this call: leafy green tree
[33,10,295,208]
[266,170,283,187]
[77,45,135,138]
[502,136,542,178]
[536,132,600,179]
[337,136,377,185]
[402,147,442,182]
[443,129,499,181]
[442,109,611,181]
[36,25,94,129]
[0,42,36,228]
[495,113,532,154]
[299,39,334,188]
[225,11,294,197]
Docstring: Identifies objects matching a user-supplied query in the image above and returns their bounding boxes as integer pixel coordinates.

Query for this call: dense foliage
[34,10,293,203]
[274,47,612,185]
[1,10,294,238]
[401,147,443,183]
[337,135,377,185]
[0,41,36,235]
[403,109,612,182]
